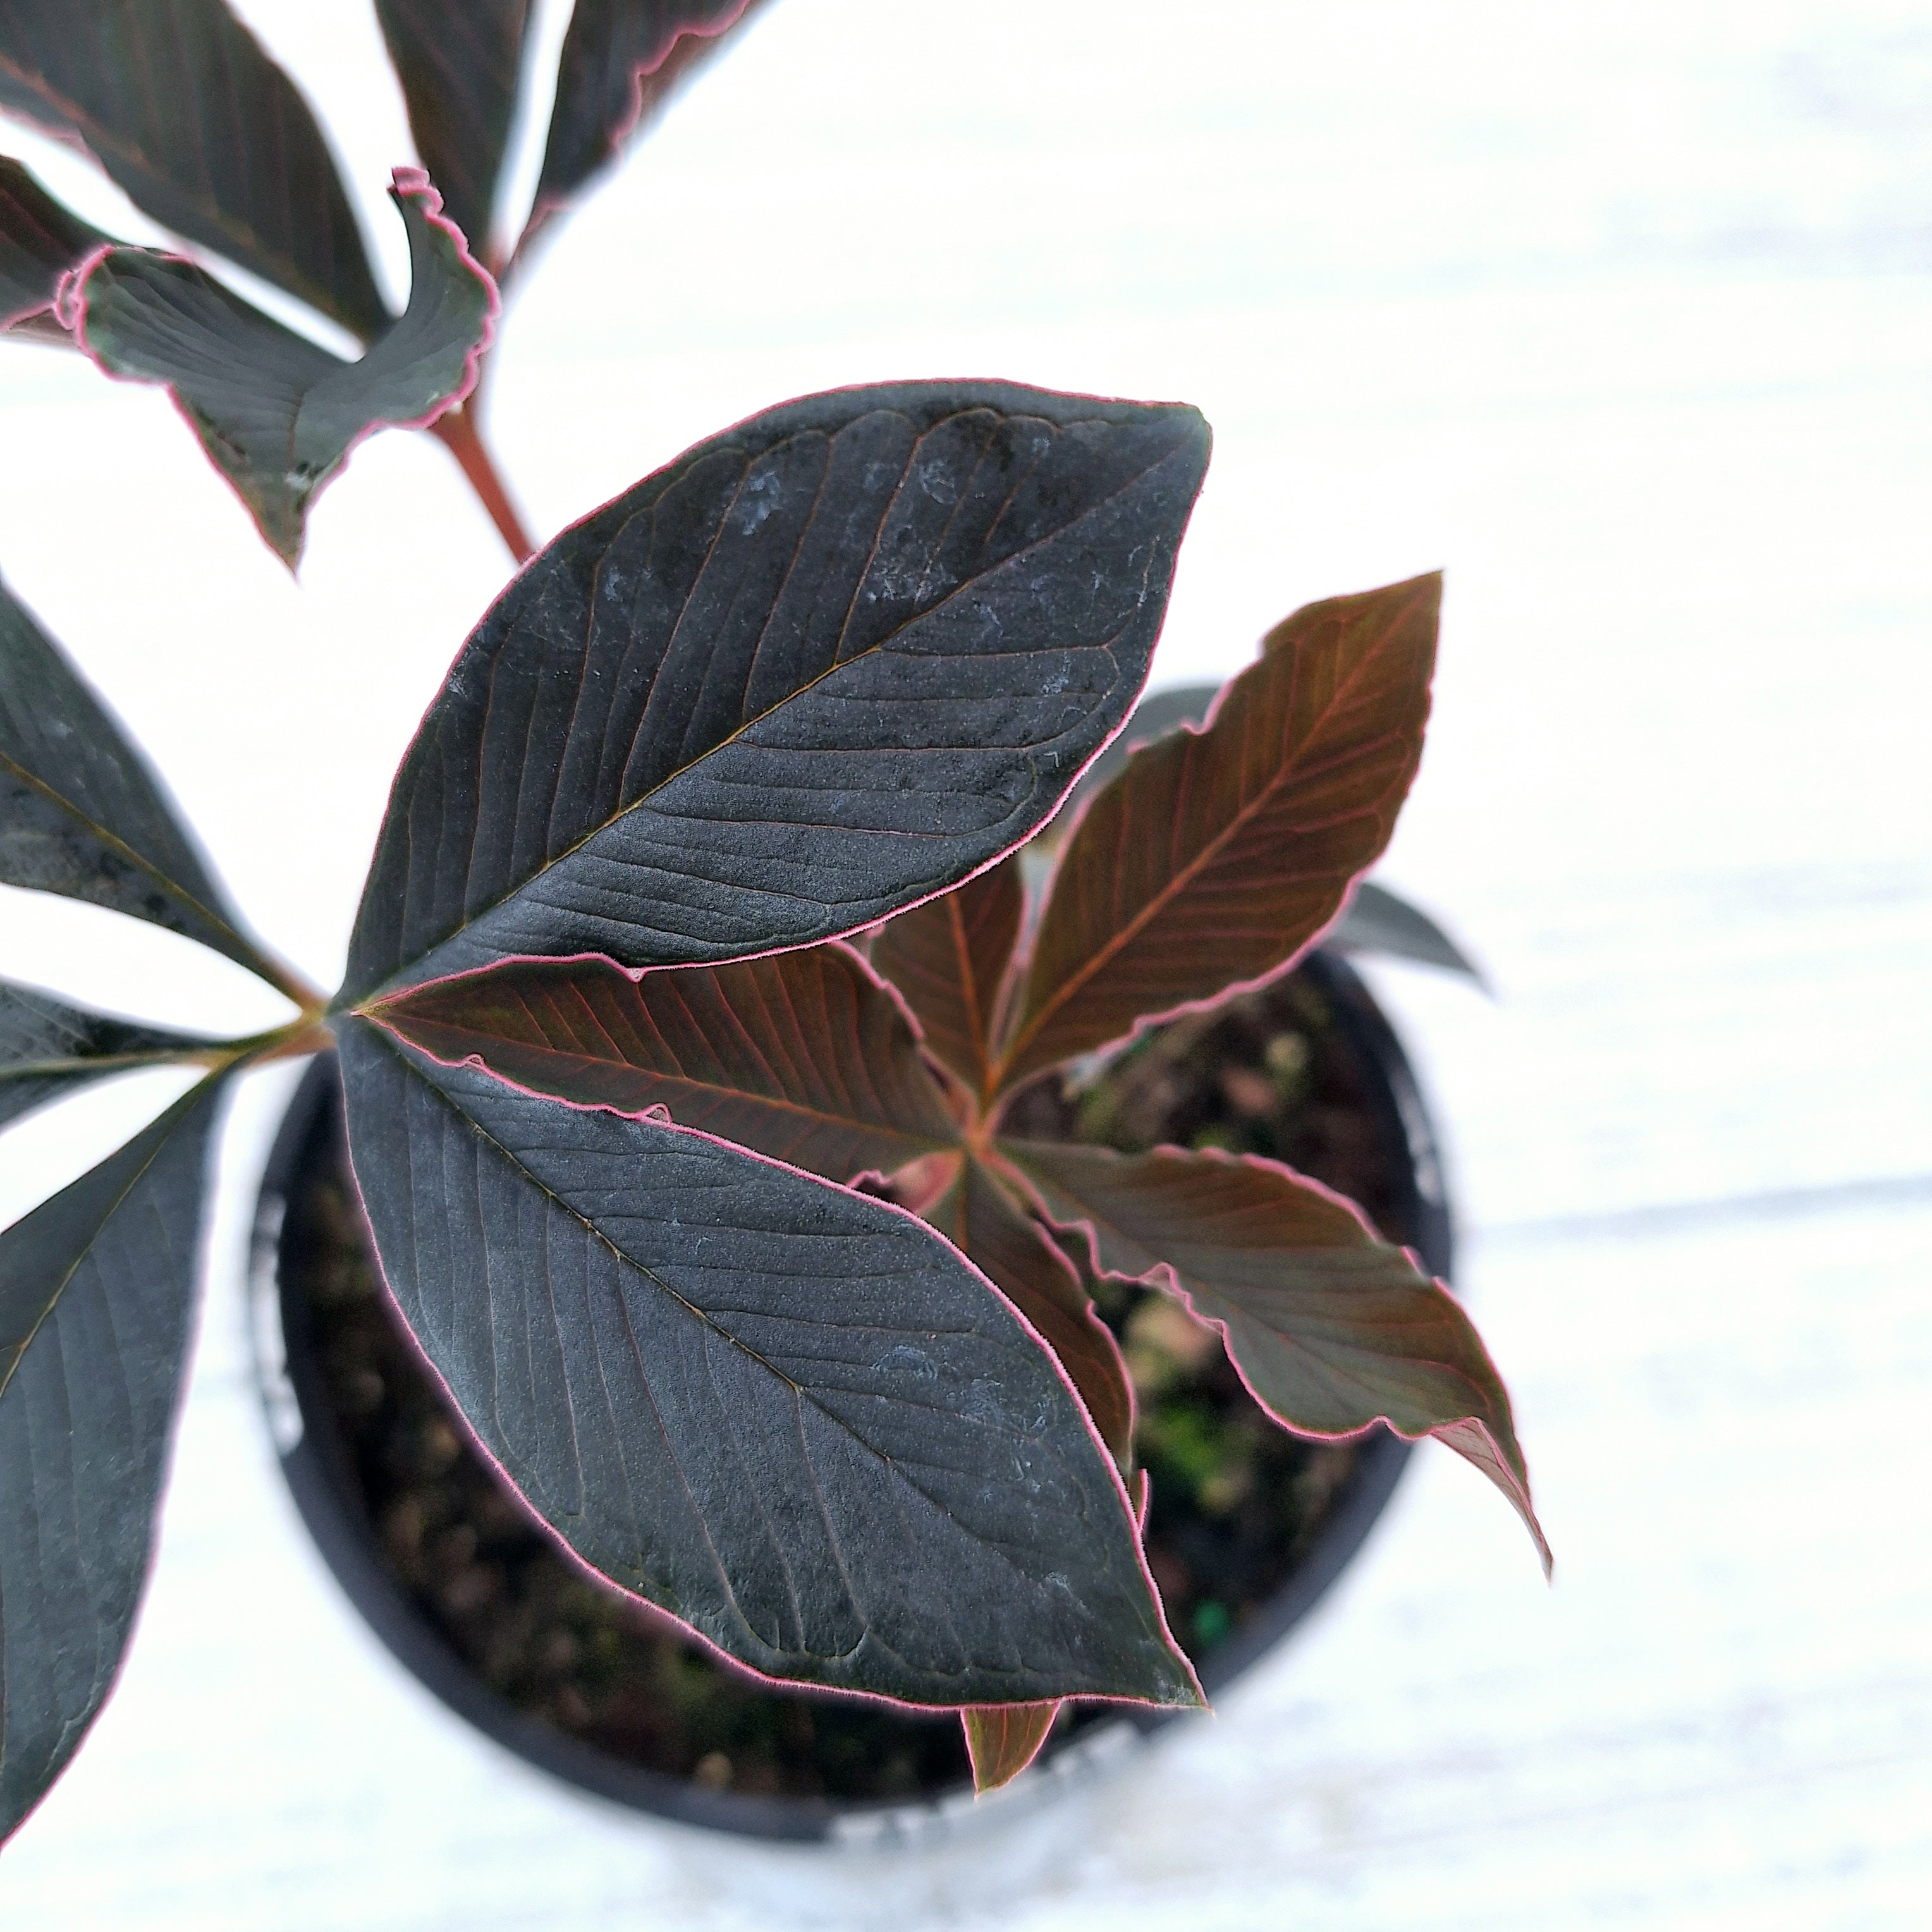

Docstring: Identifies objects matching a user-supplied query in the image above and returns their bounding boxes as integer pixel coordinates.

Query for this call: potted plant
[0,2,1544,1847]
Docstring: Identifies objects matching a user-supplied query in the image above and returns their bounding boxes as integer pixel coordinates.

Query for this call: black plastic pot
[250,948,1451,1844]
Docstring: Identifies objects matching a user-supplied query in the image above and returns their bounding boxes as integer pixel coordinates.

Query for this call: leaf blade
[375,0,532,261]
[998,575,1440,1090]
[338,1017,1201,1709]
[70,168,496,567]
[870,852,1023,1094]
[0,155,105,330]
[1005,1137,1550,1575]
[0,1078,221,1844]
[962,1701,1060,1794]
[376,944,960,1184]
[0,979,217,1130]
[0,0,385,337]
[344,381,1210,1002]
[0,570,277,981]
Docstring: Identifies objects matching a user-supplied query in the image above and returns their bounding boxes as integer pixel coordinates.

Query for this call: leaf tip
[962,1701,1060,1794]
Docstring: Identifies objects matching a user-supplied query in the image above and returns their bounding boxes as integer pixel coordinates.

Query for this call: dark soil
[283,957,1418,1805]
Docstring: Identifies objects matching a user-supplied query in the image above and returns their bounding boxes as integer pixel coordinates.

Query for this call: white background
[0,1,1928,1924]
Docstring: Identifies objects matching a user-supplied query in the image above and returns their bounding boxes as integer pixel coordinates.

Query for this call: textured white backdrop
[0,2,1928,1924]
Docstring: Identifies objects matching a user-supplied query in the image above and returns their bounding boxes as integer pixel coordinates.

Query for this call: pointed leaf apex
[962,1702,1060,1794]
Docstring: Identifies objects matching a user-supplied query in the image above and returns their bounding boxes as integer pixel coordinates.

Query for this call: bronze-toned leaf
[68,169,494,567]
[0,0,386,338]
[0,156,104,331]
[927,1156,1135,1466]
[962,1701,1059,1794]
[870,852,1022,1096]
[1005,1137,1550,1575]
[996,576,1440,1092]
[376,944,959,1184]
[375,0,532,261]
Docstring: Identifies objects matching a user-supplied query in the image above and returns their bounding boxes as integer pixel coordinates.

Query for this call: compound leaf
[997,576,1438,1091]
[0,1077,222,1845]
[337,1017,1199,1709]
[518,0,767,259]
[0,979,216,1131]
[375,0,532,262]
[927,1156,1135,1467]
[1005,1137,1550,1575]
[376,943,958,1185]
[0,0,385,338]
[344,380,1209,1003]
[962,1701,1059,1794]
[0,572,281,984]
[68,168,495,567]
[870,852,1022,1096]
[0,156,105,331]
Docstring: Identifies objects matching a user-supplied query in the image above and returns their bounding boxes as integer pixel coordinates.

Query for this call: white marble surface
[1,0,1928,1922]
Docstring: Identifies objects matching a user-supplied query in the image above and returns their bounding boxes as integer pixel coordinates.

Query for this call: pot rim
[248,946,1450,1845]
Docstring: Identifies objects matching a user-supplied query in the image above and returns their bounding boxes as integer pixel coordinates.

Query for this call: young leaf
[996,576,1440,1092]
[870,852,1023,1095]
[337,1018,1200,1710]
[375,0,532,262]
[962,1701,1060,1794]
[1330,878,1488,986]
[376,945,959,1185]
[0,0,386,339]
[518,0,766,259]
[68,169,495,568]
[0,572,291,992]
[0,979,216,1130]
[1005,1138,1551,1575]
[0,1077,223,1845]
[927,1158,1135,1467]
[0,156,105,331]
[343,381,1210,1003]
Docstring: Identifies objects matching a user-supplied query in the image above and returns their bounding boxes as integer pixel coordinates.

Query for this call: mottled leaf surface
[338,1018,1199,1708]
[0,155,104,328]
[0,1079,221,1844]
[927,1157,1135,1466]
[1007,1137,1550,1574]
[520,0,764,255]
[870,853,1022,1094]
[376,0,531,259]
[378,944,958,1184]
[0,0,384,337]
[962,1701,1059,1793]
[70,169,494,566]
[345,381,1209,1002]
[0,572,269,975]
[999,576,1439,1089]
[0,979,214,1130]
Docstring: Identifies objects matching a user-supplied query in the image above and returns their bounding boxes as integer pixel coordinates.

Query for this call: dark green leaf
[997,577,1438,1092]
[0,979,216,1130]
[962,1701,1059,1793]
[0,1077,222,1844]
[377,944,959,1184]
[0,155,104,331]
[68,168,495,568]
[343,381,1210,1003]
[0,572,285,986]
[870,852,1023,1096]
[926,1156,1135,1467]
[0,0,385,338]
[518,0,767,259]
[338,1017,1199,1708]
[1005,1137,1550,1575]
[1330,879,1487,986]
[376,0,532,262]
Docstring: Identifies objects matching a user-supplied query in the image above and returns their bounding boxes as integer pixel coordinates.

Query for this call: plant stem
[431,406,537,565]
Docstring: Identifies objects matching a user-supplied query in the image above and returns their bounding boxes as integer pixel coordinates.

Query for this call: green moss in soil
[285,960,1417,1804]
